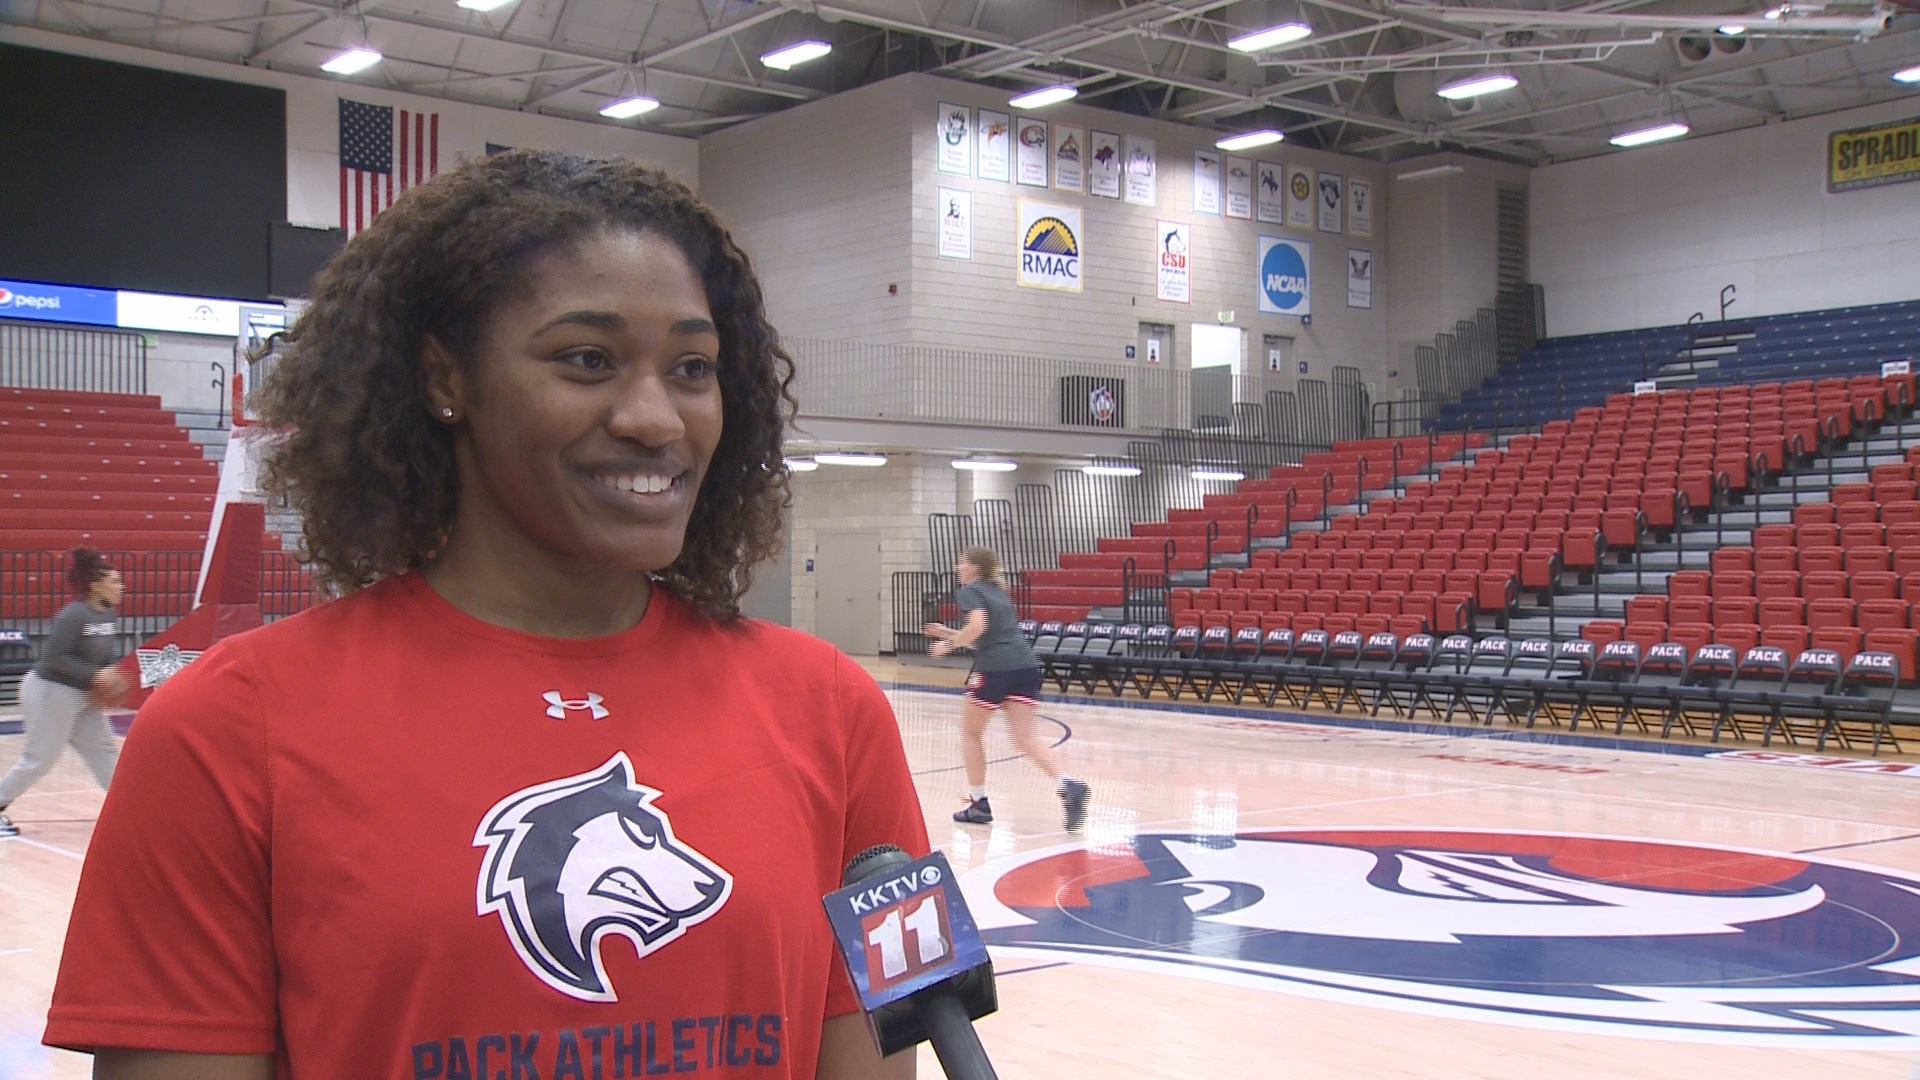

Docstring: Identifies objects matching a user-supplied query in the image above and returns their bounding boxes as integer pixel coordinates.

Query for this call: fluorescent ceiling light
[816,452,888,467]
[760,40,832,70]
[952,458,1018,472]
[1192,468,1246,482]
[785,457,819,473]
[456,0,516,10]
[1228,23,1313,52]
[1895,64,1920,84]
[1215,129,1284,151]
[1009,85,1077,109]
[1610,121,1690,148]
[320,48,382,75]
[1436,73,1518,100]
[1395,163,1464,181]
[1083,463,1143,477]
[1717,23,1747,34]
[600,96,660,119]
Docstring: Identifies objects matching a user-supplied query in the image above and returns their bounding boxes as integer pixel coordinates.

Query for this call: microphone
[822,844,1001,1079]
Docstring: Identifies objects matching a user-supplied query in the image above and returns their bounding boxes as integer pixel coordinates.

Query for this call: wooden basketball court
[5,661,1919,1078]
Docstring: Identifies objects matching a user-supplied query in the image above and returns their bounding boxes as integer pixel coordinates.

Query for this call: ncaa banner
[1156,221,1191,304]
[1258,236,1311,317]
[1828,114,1920,193]
[1017,200,1084,292]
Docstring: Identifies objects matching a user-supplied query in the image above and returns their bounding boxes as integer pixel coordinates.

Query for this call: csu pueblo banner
[1257,236,1311,317]
[1828,114,1920,193]
[0,278,255,337]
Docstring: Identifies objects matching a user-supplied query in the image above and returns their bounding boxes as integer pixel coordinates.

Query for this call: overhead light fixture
[1394,163,1465,181]
[1192,468,1246,482]
[1228,23,1313,52]
[760,40,832,70]
[600,95,660,120]
[1436,73,1518,100]
[1215,129,1284,151]
[785,457,819,473]
[456,0,516,10]
[321,48,383,75]
[1717,23,1748,35]
[1610,121,1690,148]
[1082,463,1143,478]
[816,452,888,467]
[1009,85,1077,109]
[951,458,1018,472]
[1763,6,1784,18]
[1895,64,1920,84]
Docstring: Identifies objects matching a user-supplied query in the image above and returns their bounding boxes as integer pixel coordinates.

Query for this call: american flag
[339,99,439,237]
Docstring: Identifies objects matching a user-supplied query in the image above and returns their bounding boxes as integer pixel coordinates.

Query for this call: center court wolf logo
[475,754,733,1001]
[962,828,1920,1046]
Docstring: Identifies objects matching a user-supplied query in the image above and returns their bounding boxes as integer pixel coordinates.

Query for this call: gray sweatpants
[0,672,119,808]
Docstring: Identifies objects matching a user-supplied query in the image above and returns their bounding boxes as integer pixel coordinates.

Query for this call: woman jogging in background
[0,547,128,839]
[925,547,1090,831]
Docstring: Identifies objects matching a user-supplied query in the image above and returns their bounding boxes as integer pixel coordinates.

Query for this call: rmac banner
[1828,114,1920,193]
[1017,200,1084,292]
[1257,236,1311,317]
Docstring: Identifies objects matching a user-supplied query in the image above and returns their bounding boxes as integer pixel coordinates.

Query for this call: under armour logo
[543,691,609,721]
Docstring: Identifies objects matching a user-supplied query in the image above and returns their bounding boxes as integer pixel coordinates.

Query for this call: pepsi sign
[0,278,118,328]
[1257,236,1310,316]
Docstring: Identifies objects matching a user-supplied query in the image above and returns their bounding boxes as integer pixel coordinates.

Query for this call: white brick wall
[787,455,961,646]
[1532,97,1920,337]
[699,81,915,344]
[1385,155,1530,361]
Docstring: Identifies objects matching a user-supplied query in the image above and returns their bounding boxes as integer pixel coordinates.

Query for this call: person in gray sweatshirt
[0,546,128,838]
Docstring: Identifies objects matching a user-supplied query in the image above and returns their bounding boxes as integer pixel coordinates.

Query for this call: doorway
[814,529,884,655]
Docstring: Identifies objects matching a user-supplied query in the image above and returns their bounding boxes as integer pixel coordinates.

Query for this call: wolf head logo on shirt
[475,753,733,1001]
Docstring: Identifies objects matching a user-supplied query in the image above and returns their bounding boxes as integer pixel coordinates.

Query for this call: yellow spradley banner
[1827,114,1920,193]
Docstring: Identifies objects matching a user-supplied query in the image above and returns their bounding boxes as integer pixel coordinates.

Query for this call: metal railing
[0,548,319,643]
[1,320,149,395]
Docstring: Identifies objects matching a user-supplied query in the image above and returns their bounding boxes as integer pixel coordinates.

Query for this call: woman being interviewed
[45,151,927,1079]
[924,548,1089,830]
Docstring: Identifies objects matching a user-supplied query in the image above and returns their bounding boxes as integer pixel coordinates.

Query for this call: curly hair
[67,547,112,596]
[257,150,795,621]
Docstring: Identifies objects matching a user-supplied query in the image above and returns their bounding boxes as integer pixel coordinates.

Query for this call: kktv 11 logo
[824,851,989,1010]
[962,828,1920,1046]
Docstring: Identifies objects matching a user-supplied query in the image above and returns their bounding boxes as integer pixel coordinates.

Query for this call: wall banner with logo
[1258,236,1311,317]
[1088,130,1122,198]
[1193,150,1223,215]
[1286,166,1314,229]
[1125,135,1158,206]
[1017,200,1084,292]
[1317,171,1345,234]
[1015,118,1049,186]
[937,188,972,260]
[1256,162,1284,223]
[1156,220,1191,304]
[936,103,971,176]
[1053,124,1086,193]
[977,109,1011,182]
[1348,178,1373,237]
[1828,114,1920,193]
[1225,157,1253,219]
[1347,248,1373,310]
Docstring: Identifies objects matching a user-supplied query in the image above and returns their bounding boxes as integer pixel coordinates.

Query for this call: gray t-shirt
[32,600,120,692]
[957,580,1037,672]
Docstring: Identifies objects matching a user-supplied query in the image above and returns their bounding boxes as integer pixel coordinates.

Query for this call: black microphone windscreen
[842,843,912,888]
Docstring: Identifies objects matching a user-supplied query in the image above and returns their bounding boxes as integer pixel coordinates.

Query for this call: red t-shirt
[46,574,929,1079]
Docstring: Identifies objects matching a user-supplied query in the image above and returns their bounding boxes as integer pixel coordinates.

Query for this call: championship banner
[1017,200,1083,292]
[1156,220,1191,304]
[1828,114,1920,193]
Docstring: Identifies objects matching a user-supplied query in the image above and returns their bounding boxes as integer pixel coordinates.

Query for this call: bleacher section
[1018,435,1483,623]
[0,386,313,642]
[1436,298,1920,431]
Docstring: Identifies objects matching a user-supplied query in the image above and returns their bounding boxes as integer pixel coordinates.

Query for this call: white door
[814,530,884,655]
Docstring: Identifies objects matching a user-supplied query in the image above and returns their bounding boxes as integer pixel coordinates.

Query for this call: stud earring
[441,407,455,420]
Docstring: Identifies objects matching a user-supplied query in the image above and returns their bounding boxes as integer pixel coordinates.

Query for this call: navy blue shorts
[965,667,1043,708]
